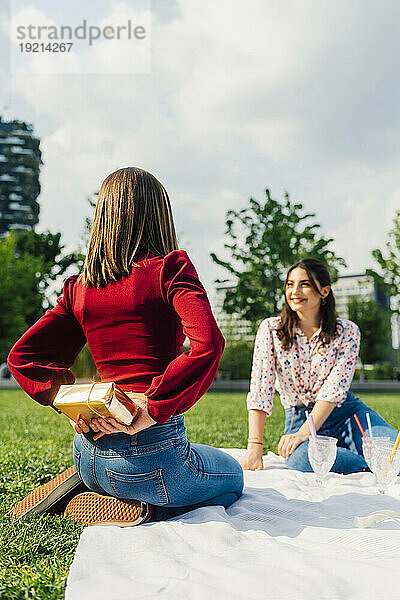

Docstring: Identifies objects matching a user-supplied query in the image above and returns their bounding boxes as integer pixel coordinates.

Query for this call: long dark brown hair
[80,167,179,288]
[277,258,341,350]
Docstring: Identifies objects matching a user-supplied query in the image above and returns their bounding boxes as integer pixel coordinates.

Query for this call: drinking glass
[308,435,337,487]
[362,436,390,471]
[370,441,400,494]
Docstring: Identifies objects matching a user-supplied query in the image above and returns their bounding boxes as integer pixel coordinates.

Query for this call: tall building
[332,273,390,318]
[0,117,42,236]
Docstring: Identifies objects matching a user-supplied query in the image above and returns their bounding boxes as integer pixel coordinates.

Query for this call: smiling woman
[240,257,399,474]
[278,258,338,348]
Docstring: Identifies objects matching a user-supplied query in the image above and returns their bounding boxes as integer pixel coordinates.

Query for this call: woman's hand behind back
[70,392,157,440]
[89,407,156,440]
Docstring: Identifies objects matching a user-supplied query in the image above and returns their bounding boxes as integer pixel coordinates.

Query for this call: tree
[211,190,346,328]
[14,230,84,322]
[368,209,400,314]
[347,296,391,377]
[0,232,44,360]
[368,209,400,371]
[0,230,83,361]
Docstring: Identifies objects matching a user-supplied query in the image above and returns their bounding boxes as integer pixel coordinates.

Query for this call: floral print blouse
[247,317,360,415]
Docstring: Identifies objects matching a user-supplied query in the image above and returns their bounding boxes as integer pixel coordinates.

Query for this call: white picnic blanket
[65,449,400,600]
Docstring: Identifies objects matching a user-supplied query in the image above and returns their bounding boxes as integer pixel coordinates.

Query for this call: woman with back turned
[241,257,399,473]
[8,167,244,525]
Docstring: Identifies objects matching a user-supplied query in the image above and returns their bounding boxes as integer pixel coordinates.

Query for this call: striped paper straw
[305,410,315,439]
[366,412,373,440]
[389,431,400,464]
[353,414,366,438]
[309,414,317,440]
[306,410,320,456]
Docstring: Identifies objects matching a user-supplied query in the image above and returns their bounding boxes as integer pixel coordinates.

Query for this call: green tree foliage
[0,232,44,360]
[0,230,83,362]
[14,230,83,321]
[347,296,391,367]
[211,190,346,328]
[368,209,400,314]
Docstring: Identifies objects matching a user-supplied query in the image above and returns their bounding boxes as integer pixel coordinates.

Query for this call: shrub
[218,339,253,380]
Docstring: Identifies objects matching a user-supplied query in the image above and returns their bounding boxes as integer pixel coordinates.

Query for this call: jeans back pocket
[106,467,169,505]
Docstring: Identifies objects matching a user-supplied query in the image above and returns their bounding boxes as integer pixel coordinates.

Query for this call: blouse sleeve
[7,275,87,407]
[246,319,276,415]
[145,250,225,424]
[315,321,360,406]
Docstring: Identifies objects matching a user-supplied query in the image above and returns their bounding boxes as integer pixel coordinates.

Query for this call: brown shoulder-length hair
[277,257,342,350]
[80,167,179,288]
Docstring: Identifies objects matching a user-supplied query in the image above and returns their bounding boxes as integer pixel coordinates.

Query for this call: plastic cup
[362,436,391,471]
[370,441,400,494]
[308,435,338,487]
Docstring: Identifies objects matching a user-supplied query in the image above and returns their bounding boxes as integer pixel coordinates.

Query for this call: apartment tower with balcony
[0,117,42,236]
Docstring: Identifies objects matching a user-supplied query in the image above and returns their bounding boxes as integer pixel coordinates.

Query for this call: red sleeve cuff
[146,400,172,424]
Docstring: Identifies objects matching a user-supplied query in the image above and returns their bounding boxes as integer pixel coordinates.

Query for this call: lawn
[1,389,400,599]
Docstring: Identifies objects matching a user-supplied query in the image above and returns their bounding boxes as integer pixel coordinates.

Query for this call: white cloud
[9,5,82,74]
[9,1,151,74]
[324,161,400,274]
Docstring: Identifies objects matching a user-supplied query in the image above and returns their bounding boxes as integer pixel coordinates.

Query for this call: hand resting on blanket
[240,445,264,470]
[70,392,157,440]
[240,430,309,470]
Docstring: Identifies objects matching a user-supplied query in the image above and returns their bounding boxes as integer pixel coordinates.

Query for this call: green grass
[1,389,400,599]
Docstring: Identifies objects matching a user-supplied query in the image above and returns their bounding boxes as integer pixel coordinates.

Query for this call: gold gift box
[53,382,138,425]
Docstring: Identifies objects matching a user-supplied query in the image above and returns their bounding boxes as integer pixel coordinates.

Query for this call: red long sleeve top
[7,250,225,424]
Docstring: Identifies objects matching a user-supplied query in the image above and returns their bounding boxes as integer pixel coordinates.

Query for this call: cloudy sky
[1,0,399,299]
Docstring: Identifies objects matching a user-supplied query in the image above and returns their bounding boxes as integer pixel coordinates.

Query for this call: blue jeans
[73,414,244,520]
[284,392,399,474]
